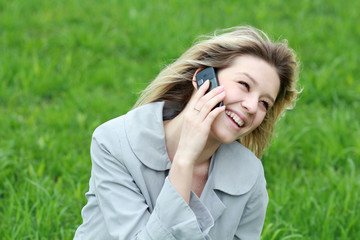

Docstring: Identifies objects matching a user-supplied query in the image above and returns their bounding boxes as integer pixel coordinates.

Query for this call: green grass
[1,0,359,239]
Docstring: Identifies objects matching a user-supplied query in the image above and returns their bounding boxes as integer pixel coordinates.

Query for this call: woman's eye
[260,101,270,111]
[239,81,250,91]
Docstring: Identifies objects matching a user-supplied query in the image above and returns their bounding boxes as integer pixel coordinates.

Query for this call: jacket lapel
[201,142,261,221]
[200,176,226,223]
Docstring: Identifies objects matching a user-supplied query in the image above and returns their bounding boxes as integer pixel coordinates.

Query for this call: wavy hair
[134,26,300,157]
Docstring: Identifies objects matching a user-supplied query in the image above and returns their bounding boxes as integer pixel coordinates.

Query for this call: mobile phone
[195,67,224,108]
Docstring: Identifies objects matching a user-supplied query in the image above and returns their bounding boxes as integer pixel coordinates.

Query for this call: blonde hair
[134,26,300,157]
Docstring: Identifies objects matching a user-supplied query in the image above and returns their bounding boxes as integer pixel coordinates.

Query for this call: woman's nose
[241,96,258,114]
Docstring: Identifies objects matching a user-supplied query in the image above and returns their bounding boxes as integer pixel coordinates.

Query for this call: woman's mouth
[225,110,244,128]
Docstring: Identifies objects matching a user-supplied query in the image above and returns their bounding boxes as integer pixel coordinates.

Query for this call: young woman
[74,26,299,240]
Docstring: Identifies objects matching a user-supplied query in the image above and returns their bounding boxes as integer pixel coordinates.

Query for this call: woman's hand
[168,80,225,203]
[175,80,226,166]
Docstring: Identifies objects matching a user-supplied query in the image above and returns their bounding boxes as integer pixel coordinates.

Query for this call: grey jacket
[74,102,268,240]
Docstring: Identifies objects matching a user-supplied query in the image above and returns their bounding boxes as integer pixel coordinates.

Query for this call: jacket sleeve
[234,164,269,240]
[89,124,213,240]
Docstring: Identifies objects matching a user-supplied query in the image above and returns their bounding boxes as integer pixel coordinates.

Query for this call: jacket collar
[124,101,261,196]
[211,141,260,195]
[124,102,172,170]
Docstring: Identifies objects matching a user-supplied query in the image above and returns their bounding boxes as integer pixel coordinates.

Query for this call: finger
[203,105,226,126]
[194,85,224,112]
[200,85,224,105]
[187,80,210,111]
[197,90,225,119]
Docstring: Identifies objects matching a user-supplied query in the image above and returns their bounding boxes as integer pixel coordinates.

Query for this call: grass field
[1,0,359,239]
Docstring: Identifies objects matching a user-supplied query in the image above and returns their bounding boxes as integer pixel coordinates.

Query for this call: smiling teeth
[225,110,244,127]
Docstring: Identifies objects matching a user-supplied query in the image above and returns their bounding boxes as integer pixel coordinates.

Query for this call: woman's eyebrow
[238,72,258,86]
[265,95,275,104]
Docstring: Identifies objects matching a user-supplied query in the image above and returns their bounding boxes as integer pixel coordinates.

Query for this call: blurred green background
[1,0,359,239]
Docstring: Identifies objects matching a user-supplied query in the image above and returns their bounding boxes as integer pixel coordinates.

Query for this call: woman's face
[209,55,280,144]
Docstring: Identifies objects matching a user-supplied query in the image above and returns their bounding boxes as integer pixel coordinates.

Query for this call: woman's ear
[192,68,203,90]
